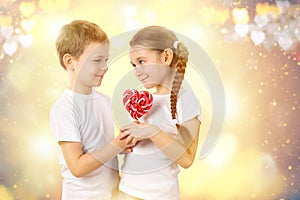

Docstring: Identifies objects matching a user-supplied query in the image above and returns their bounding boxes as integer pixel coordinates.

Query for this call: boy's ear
[63,53,75,70]
[161,48,174,67]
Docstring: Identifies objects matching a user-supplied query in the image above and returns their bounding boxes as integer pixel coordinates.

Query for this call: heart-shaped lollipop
[123,89,153,120]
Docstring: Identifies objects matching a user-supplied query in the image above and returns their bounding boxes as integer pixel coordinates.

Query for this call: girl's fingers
[120,124,132,132]
[118,131,130,140]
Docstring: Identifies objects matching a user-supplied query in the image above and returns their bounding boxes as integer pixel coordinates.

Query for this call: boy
[50,20,136,200]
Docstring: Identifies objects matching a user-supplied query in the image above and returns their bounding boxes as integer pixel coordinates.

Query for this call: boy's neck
[67,84,93,95]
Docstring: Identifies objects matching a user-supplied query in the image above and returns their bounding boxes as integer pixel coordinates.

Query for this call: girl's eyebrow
[130,56,145,65]
[135,56,145,61]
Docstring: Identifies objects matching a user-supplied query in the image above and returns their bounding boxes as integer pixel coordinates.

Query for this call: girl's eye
[131,59,144,67]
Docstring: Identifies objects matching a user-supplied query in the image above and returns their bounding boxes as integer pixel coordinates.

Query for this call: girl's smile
[130,47,175,94]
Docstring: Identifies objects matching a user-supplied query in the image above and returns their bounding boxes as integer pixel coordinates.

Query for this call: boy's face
[74,42,109,90]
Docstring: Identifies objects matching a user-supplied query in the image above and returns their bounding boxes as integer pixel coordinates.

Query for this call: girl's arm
[59,132,136,178]
[121,117,200,169]
[150,117,200,168]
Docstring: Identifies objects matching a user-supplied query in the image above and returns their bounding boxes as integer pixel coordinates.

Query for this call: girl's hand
[120,122,160,140]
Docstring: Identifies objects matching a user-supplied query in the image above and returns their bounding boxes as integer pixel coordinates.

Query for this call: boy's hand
[113,132,137,150]
[120,147,133,154]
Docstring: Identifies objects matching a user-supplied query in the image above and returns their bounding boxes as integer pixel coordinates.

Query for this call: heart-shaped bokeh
[3,40,18,56]
[254,15,268,28]
[250,30,265,46]
[232,8,249,24]
[234,24,249,38]
[123,89,153,120]
[21,19,35,32]
[1,26,14,39]
[19,34,33,48]
[19,1,36,18]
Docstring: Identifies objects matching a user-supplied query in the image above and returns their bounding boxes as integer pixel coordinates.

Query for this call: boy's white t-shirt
[50,88,119,200]
[119,89,202,200]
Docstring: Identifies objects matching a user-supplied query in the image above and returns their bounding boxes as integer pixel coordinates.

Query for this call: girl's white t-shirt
[119,89,202,200]
[50,88,119,200]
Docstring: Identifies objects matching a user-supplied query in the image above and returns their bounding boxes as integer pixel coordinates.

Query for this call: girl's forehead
[130,46,153,56]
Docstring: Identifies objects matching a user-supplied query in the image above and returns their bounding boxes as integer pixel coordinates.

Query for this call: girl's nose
[135,66,142,76]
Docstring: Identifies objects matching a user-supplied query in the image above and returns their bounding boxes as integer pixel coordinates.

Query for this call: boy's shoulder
[50,89,71,113]
[93,90,111,101]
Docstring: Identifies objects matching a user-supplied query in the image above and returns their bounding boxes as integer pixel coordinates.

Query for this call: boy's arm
[59,132,136,178]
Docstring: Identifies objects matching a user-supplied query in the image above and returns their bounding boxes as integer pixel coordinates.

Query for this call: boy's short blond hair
[56,20,109,70]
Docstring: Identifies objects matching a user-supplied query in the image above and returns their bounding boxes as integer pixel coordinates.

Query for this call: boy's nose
[100,66,108,72]
[98,66,108,75]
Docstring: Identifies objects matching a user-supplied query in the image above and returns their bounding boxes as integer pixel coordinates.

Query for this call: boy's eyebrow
[91,56,103,59]
[90,55,109,59]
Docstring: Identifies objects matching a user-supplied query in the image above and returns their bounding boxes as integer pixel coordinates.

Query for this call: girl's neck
[155,86,171,95]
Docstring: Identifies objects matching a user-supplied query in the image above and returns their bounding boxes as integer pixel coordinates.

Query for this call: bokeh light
[0,0,300,199]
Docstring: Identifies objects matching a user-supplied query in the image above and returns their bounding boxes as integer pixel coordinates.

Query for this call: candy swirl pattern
[123,89,153,120]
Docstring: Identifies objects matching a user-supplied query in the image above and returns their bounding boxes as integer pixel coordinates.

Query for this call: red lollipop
[123,89,153,120]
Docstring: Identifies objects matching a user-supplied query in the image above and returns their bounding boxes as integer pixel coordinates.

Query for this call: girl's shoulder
[178,88,197,100]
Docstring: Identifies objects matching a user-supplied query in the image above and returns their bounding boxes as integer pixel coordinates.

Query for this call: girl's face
[129,46,175,94]
[73,42,109,93]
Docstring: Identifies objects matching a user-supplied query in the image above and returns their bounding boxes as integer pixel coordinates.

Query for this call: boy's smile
[71,42,109,94]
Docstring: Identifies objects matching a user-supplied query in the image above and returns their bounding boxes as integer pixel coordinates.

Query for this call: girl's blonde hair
[130,26,189,119]
[56,20,109,70]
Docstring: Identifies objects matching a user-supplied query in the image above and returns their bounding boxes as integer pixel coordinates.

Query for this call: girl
[119,26,202,200]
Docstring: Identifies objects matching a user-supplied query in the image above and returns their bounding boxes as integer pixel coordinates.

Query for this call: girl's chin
[143,83,155,89]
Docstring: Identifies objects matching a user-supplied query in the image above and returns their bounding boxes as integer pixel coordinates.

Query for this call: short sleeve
[176,90,202,124]
[50,104,81,143]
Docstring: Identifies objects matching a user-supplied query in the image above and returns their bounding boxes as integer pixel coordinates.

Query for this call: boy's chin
[95,79,103,86]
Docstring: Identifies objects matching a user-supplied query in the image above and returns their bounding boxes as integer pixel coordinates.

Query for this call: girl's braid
[170,42,188,119]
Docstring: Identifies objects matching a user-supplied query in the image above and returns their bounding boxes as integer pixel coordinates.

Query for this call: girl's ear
[161,48,174,67]
[63,53,75,71]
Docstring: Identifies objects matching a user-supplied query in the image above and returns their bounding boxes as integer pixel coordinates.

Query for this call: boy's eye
[138,60,145,65]
[93,58,109,64]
